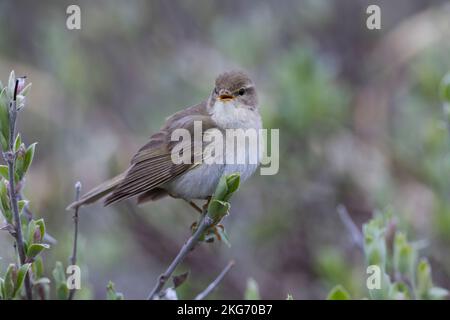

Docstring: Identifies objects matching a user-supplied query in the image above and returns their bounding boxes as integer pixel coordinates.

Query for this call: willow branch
[68,181,82,300]
[147,211,214,300]
[4,79,32,299]
[194,260,234,300]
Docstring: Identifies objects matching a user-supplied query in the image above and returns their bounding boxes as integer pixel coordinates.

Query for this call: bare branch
[147,210,214,300]
[68,181,82,300]
[337,205,364,250]
[195,260,235,300]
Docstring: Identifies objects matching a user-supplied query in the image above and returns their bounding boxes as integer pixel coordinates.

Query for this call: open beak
[219,94,234,102]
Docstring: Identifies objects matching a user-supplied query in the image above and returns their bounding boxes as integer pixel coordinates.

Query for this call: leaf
[26,243,50,259]
[26,219,36,245]
[244,278,260,300]
[14,134,21,153]
[0,165,8,180]
[52,261,66,284]
[327,285,351,300]
[8,70,15,98]
[172,271,189,289]
[35,219,46,241]
[208,199,230,222]
[22,143,36,175]
[32,257,44,278]
[286,293,294,300]
[106,281,124,300]
[13,263,31,297]
[4,264,16,299]
[17,200,28,220]
[53,261,68,300]
[19,83,32,96]
[388,282,411,300]
[393,232,416,278]
[225,173,240,196]
[417,258,432,299]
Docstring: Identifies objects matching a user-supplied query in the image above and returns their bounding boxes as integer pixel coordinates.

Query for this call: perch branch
[195,260,235,300]
[68,181,82,300]
[147,210,214,299]
[3,79,32,299]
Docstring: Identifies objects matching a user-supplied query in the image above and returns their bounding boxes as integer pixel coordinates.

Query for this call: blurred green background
[1,0,450,299]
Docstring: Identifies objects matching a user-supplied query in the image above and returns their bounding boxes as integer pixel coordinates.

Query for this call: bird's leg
[202,196,212,213]
[185,200,203,214]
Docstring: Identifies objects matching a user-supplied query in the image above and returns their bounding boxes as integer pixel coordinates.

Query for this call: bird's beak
[219,94,234,102]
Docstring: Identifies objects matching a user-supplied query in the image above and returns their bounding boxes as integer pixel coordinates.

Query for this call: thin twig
[147,211,214,299]
[337,204,364,250]
[68,181,82,300]
[3,79,32,299]
[194,260,235,300]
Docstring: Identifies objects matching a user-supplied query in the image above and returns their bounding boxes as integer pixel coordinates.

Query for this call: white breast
[165,101,262,200]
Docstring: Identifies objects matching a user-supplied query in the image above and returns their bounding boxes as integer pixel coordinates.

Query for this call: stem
[337,205,364,250]
[5,79,32,299]
[194,260,234,300]
[147,212,214,299]
[68,181,82,300]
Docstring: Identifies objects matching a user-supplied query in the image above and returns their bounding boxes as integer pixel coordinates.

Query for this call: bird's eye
[238,88,246,96]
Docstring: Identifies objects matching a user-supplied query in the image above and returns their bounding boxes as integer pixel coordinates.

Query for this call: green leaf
[14,134,21,153]
[212,175,229,201]
[22,142,36,175]
[0,165,8,180]
[4,264,16,299]
[327,285,351,300]
[244,278,260,300]
[32,257,44,278]
[106,281,124,300]
[225,173,240,197]
[35,218,46,241]
[52,261,66,284]
[8,70,15,98]
[18,200,28,216]
[13,263,31,297]
[393,232,416,279]
[26,243,50,259]
[388,282,411,300]
[26,219,36,246]
[208,199,230,222]
[417,258,432,299]
[53,261,68,300]
[368,272,392,300]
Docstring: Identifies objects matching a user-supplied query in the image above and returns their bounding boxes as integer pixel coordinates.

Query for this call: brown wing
[104,101,213,205]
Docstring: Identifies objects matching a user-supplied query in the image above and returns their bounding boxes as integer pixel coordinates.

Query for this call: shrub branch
[195,260,235,300]
[68,181,82,300]
[3,79,32,299]
[147,210,214,299]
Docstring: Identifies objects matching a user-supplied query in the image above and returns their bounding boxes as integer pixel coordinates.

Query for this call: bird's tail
[66,172,126,210]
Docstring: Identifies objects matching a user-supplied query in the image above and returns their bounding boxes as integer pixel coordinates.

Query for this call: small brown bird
[67,70,262,210]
